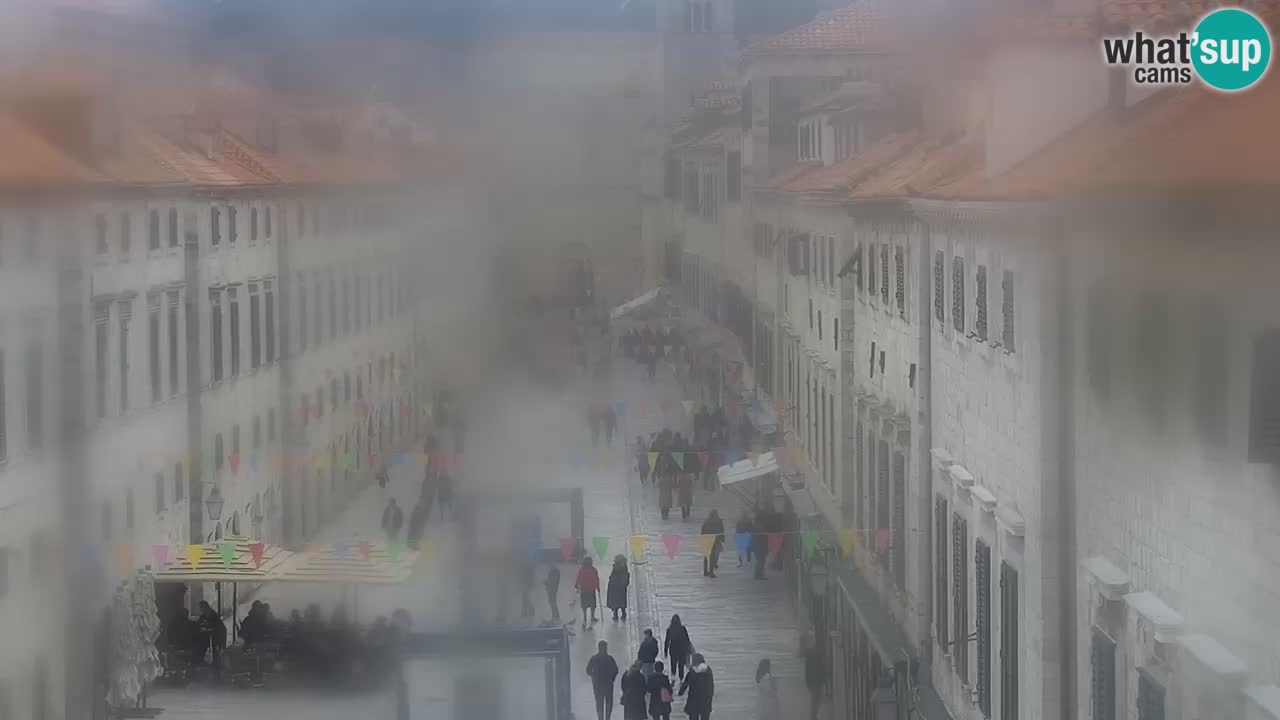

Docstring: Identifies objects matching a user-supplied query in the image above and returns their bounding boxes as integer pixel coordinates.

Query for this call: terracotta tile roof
[760,162,824,191]
[1101,0,1280,28]
[929,76,1280,200]
[0,111,102,189]
[984,13,1099,44]
[855,133,982,199]
[744,2,899,55]
[769,131,922,194]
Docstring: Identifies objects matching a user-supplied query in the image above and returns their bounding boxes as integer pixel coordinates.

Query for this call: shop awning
[610,287,666,320]
[717,451,779,484]
[150,535,293,584]
[271,538,418,584]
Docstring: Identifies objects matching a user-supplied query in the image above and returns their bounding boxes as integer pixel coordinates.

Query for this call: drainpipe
[916,215,935,671]
[184,203,206,605]
[1054,231,1078,720]
[276,197,296,546]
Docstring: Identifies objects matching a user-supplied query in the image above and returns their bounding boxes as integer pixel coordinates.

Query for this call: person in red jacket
[575,556,601,626]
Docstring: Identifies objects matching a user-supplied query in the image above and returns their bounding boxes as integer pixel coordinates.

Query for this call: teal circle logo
[1192,8,1272,91]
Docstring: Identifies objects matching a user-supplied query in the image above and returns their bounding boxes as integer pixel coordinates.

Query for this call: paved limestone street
[155,334,818,720]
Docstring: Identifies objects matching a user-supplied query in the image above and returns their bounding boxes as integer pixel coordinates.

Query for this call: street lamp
[205,485,225,522]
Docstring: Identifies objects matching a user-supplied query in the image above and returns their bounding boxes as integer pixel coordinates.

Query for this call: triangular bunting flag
[839,529,857,557]
[698,451,710,470]
[417,540,431,565]
[682,400,695,416]
[774,398,786,414]
[698,534,716,558]
[613,401,626,417]
[217,543,235,568]
[662,533,681,559]
[736,531,752,556]
[334,542,349,559]
[638,402,649,416]
[358,540,372,560]
[114,544,135,573]
[671,452,685,470]
[875,528,892,555]
[81,544,100,575]
[152,544,170,567]
[249,542,265,567]
[559,538,577,562]
[306,544,323,554]
[767,532,784,556]
[592,536,610,561]
[229,452,240,474]
[648,452,660,472]
[629,535,647,559]
[800,530,820,558]
[186,544,205,566]
[391,453,406,466]
[387,541,403,561]
[249,454,260,472]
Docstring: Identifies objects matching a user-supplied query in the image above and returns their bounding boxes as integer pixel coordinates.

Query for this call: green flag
[671,452,685,470]
[386,541,402,561]
[217,543,235,568]
[592,536,610,561]
[800,530,820,558]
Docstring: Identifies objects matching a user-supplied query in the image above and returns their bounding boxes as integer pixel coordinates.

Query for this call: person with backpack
[646,660,674,720]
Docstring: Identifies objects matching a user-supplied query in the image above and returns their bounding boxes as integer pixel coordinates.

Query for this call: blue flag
[736,531,752,556]
[334,542,349,559]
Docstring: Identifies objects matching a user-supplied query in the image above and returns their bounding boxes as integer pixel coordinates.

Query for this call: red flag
[559,538,576,562]
[662,533,681,559]
[358,540,372,560]
[248,542,265,567]
[698,451,710,470]
[638,402,650,416]
[767,532,784,555]
[400,400,409,417]
[726,398,738,413]
[228,452,241,475]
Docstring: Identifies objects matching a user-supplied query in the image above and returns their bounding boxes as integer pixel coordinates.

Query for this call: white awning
[611,287,665,320]
[717,451,778,485]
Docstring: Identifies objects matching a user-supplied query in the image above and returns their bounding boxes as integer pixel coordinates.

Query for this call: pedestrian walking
[607,555,630,621]
[519,556,537,619]
[635,436,650,486]
[406,499,427,550]
[647,661,674,720]
[678,653,714,720]
[545,562,562,622]
[755,659,782,720]
[700,510,725,578]
[603,405,618,446]
[587,641,620,720]
[575,556,601,626]
[663,614,693,680]
[677,474,693,520]
[803,636,826,720]
[638,629,660,677]
[381,498,404,542]
[657,473,673,520]
[588,406,602,447]
[735,511,753,566]
[621,661,649,720]
[645,347,658,381]
[436,471,454,520]
[377,465,389,489]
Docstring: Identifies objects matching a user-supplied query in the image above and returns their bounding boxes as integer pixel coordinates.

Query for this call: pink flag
[248,542,265,567]
[767,532,784,556]
[697,451,710,470]
[152,544,170,567]
[662,533,681,559]
[228,452,241,475]
[875,528,892,555]
[358,540,372,560]
[559,538,577,562]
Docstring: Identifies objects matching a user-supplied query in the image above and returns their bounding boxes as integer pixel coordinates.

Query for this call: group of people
[379,429,457,550]
[586,614,713,720]
[587,402,620,447]
[618,324,682,381]
[569,555,631,627]
[273,605,414,687]
[634,428,720,520]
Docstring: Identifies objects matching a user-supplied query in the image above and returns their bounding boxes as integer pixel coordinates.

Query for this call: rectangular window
[1002,270,1016,350]
[211,206,221,246]
[934,251,945,324]
[935,496,949,649]
[154,471,166,513]
[726,151,741,202]
[1000,562,1020,720]
[880,245,890,304]
[228,206,238,244]
[23,343,42,450]
[168,291,179,396]
[975,539,992,717]
[95,213,109,254]
[342,275,351,335]
[353,275,362,332]
[214,432,225,471]
[125,487,135,530]
[953,514,969,684]
[168,208,179,247]
[265,206,273,238]
[174,463,184,502]
[828,237,835,287]
[210,290,223,382]
[952,256,966,333]
[833,318,839,351]
[854,244,864,292]
[328,271,337,339]
[228,288,240,377]
[976,265,989,341]
[1137,669,1166,720]
[895,246,906,316]
[868,243,878,296]
[95,304,109,417]
[869,342,877,377]
[265,281,276,363]
[892,452,906,587]
[250,207,259,242]
[249,284,262,369]
[118,301,131,411]
[252,415,262,449]
[1248,329,1280,463]
[268,407,277,442]
[148,209,161,251]
[1090,628,1116,720]
[120,212,131,256]
[297,275,308,351]
[808,299,814,330]
[148,295,161,402]
[876,441,891,569]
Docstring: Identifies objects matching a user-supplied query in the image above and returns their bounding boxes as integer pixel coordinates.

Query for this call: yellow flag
[838,529,857,558]
[698,534,716,558]
[648,452,659,472]
[682,400,695,416]
[749,449,760,466]
[186,544,205,566]
[114,544,135,573]
[629,535,647,559]
[418,540,433,565]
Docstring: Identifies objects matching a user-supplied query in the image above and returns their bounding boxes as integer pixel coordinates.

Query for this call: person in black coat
[587,641,620,720]
[700,510,725,578]
[638,629,660,670]
[662,614,693,680]
[621,661,649,720]
[381,499,404,542]
[406,500,427,550]
[678,653,714,720]
[607,555,630,620]
[646,661,674,720]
